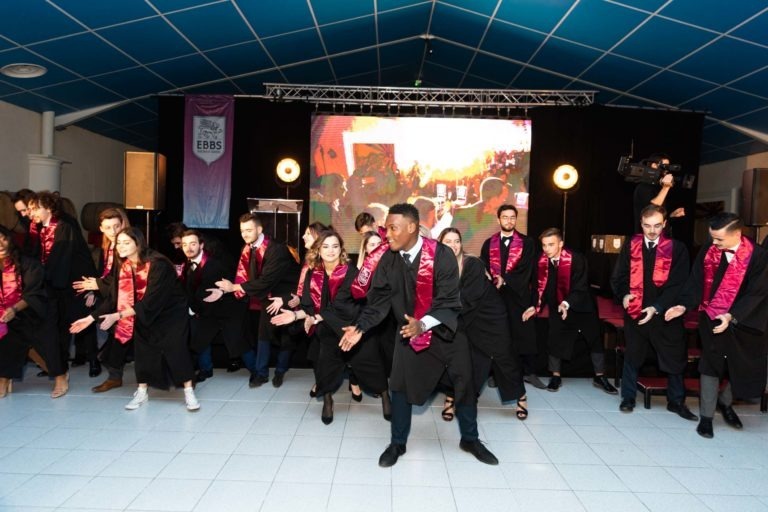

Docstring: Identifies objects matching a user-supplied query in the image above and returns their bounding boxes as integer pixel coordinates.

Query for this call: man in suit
[610,205,696,420]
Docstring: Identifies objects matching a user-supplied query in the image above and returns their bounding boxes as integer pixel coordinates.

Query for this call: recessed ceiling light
[1,63,47,78]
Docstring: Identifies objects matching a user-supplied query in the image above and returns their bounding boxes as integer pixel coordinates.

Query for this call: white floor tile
[327,483,391,512]
[158,452,228,479]
[0,448,69,474]
[555,464,628,491]
[445,460,508,488]
[635,492,710,512]
[500,462,570,490]
[126,477,209,511]
[664,466,751,495]
[452,487,516,512]
[510,489,585,512]
[611,466,688,493]
[181,432,245,454]
[235,434,293,456]
[216,454,283,482]
[574,490,650,512]
[193,480,270,512]
[703,495,768,512]
[391,459,449,487]
[260,482,331,512]
[274,456,338,484]
[392,485,457,512]
[100,451,176,478]
[333,457,388,485]
[589,443,656,466]
[288,435,342,457]
[2,475,90,508]
[61,476,151,510]
[39,449,119,476]
[540,442,602,465]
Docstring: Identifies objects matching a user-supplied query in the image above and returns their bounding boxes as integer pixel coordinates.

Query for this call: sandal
[442,396,455,422]
[51,373,69,399]
[516,396,528,421]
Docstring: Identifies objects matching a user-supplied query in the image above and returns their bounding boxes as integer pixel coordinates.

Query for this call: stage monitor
[309,115,532,255]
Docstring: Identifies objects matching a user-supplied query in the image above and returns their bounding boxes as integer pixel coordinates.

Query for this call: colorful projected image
[309,115,532,255]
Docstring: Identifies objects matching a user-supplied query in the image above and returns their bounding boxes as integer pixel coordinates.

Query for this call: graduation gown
[610,238,690,373]
[480,232,537,354]
[679,241,768,398]
[356,242,473,405]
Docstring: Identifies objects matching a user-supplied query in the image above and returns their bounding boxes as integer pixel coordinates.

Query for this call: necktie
[648,241,656,250]
[551,259,559,267]
[402,253,411,265]
[187,261,197,277]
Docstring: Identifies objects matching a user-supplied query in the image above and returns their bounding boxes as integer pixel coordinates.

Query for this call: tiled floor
[1,367,767,512]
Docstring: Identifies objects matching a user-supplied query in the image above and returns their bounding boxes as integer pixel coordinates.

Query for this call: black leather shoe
[547,376,562,392]
[249,374,268,388]
[717,404,743,429]
[226,360,241,373]
[195,369,213,383]
[272,373,284,388]
[378,443,406,467]
[667,401,698,421]
[321,394,334,425]
[593,376,618,394]
[89,360,102,378]
[619,398,636,412]
[697,417,714,438]
[459,439,499,465]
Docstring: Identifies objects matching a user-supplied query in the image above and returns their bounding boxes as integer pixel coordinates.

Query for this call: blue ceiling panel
[513,68,571,89]
[310,0,374,25]
[321,17,377,55]
[530,38,603,77]
[30,33,135,76]
[422,62,464,87]
[426,41,476,72]
[283,60,335,84]
[94,102,155,126]
[233,71,286,93]
[660,0,767,32]
[580,54,659,92]
[237,0,314,38]
[467,53,524,85]
[1,91,74,114]
[91,68,173,98]
[337,70,379,86]
[495,0,576,33]
[0,48,78,87]
[166,2,254,51]
[331,49,378,78]
[134,97,158,113]
[702,123,752,147]
[377,3,431,43]
[75,116,120,134]
[731,11,768,47]
[730,67,768,98]
[482,21,547,64]
[379,40,422,69]
[0,0,83,44]
[378,0,428,11]
[680,87,765,119]
[612,0,667,11]
[0,80,22,97]
[36,80,123,108]
[147,54,223,88]
[181,82,241,94]
[727,108,768,133]
[724,138,768,156]
[380,65,419,86]
[98,18,195,63]
[205,42,273,77]
[566,80,620,104]
[607,95,658,108]
[0,39,14,51]
[461,73,506,88]
[672,38,768,84]
[614,17,716,67]
[630,71,716,107]
[148,0,222,14]
[50,0,156,29]
[431,3,488,48]
[555,0,648,50]
[262,29,325,65]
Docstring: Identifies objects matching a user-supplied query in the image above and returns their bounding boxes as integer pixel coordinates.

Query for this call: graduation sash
[181,251,208,291]
[409,238,437,353]
[627,234,673,320]
[488,232,523,279]
[536,248,573,312]
[350,240,389,299]
[296,264,309,298]
[39,217,58,265]
[28,221,40,253]
[234,235,270,310]
[701,237,753,320]
[115,260,150,344]
[101,242,115,279]
[0,261,22,340]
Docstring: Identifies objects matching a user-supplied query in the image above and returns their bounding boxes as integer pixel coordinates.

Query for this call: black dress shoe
[321,394,334,424]
[309,385,318,398]
[89,360,102,378]
[349,383,362,402]
[459,439,499,465]
[547,376,562,392]
[593,376,618,394]
[195,369,213,383]
[717,404,743,429]
[249,374,269,388]
[667,401,698,421]
[697,417,714,438]
[272,373,284,388]
[226,360,241,373]
[619,398,636,412]
[378,443,406,467]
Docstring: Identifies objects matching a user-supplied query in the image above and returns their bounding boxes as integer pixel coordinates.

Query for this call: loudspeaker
[741,168,768,226]
[124,152,166,210]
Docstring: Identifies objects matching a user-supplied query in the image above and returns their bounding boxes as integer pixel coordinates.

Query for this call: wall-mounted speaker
[741,168,768,226]
[124,152,166,210]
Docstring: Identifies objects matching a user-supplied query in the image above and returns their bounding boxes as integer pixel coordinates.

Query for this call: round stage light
[553,164,579,191]
[276,158,301,185]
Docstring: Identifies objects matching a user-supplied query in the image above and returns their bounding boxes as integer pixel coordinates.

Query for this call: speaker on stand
[124,151,167,245]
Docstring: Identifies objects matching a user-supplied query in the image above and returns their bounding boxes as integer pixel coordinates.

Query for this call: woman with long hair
[357,230,383,269]
[437,227,528,420]
[71,227,199,411]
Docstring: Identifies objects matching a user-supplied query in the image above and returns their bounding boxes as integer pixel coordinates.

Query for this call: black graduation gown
[356,243,473,405]
[183,253,249,356]
[610,239,690,373]
[678,241,768,398]
[301,265,387,395]
[480,233,537,354]
[534,250,602,360]
[459,255,525,402]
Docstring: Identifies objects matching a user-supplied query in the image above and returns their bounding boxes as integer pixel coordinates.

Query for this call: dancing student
[272,229,390,424]
[0,226,66,398]
[72,208,131,392]
[438,228,528,420]
[71,227,200,411]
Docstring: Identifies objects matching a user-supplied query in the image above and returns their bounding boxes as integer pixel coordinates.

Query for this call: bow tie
[721,249,735,254]
[501,235,512,244]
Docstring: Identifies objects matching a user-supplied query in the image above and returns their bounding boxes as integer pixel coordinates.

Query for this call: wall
[0,100,139,215]
[697,151,768,212]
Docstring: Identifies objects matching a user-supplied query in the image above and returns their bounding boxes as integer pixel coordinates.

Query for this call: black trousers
[390,389,478,445]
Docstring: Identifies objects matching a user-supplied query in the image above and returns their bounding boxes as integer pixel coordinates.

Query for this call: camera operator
[632,153,685,232]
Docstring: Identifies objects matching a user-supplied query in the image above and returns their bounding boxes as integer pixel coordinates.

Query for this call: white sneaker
[184,388,200,411]
[125,388,148,410]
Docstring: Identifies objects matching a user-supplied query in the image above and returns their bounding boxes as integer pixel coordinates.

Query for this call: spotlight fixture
[276,158,301,188]
[1,63,47,78]
[553,164,579,240]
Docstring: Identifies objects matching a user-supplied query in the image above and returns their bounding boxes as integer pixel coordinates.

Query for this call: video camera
[617,156,688,187]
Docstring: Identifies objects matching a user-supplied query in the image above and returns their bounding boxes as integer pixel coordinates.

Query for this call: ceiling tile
[337,70,379,86]
[0,0,83,44]
[729,67,768,98]
[610,0,667,10]
[441,0,498,16]
[461,73,506,88]
[377,3,431,43]
[310,0,374,25]
[93,102,155,126]
[283,60,335,84]
[262,29,325,65]
[660,0,767,32]
[672,37,768,84]
[51,0,156,29]
[482,21,547,64]
[496,0,576,33]
[149,0,222,13]
[321,17,377,55]
[0,91,74,113]
[680,87,765,118]
[237,0,315,38]
[530,38,603,77]
[431,3,489,48]
[380,65,420,86]
[607,95,658,108]
[513,68,571,89]
[723,138,768,155]
[331,49,378,78]
[0,48,78,87]
[378,0,428,11]
[580,54,659,91]
[30,33,136,76]
[565,80,619,104]
[379,39,423,69]
[98,18,195,63]
[629,70,715,107]
[467,53,524,85]
[76,116,120,134]
[147,54,224,88]
[613,17,716,67]
[205,42,273,77]
[726,108,768,133]
[426,40,476,72]
[731,11,768,47]
[36,80,123,109]
[181,82,241,95]
[91,67,173,98]
[0,80,22,96]
[555,0,648,50]
[166,2,254,51]
[233,70,286,94]
[701,123,751,146]
[422,61,464,86]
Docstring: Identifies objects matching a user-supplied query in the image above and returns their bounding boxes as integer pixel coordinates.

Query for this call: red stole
[101,242,115,279]
[377,226,387,239]
[0,261,23,340]
[488,232,524,279]
[296,264,309,298]
[701,237,754,320]
[115,260,151,344]
[181,251,208,290]
[536,248,573,312]
[351,240,389,299]
[409,238,437,353]
[627,235,673,320]
[28,221,40,252]
[234,235,270,310]
[39,217,58,265]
